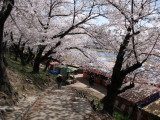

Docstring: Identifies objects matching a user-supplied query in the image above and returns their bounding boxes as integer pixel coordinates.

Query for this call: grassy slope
[6,55,57,97]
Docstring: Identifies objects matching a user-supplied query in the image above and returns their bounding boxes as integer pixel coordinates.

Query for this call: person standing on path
[56,74,63,89]
[89,73,94,87]
[91,74,94,86]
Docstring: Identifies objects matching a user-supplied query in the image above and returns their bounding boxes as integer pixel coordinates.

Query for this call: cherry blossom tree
[0,0,14,96]
[95,0,160,115]
[4,8,34,66]
[8,0,104,73]
[10,32,27,65]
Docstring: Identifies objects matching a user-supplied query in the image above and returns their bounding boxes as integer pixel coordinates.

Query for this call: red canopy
[50,62,59,65]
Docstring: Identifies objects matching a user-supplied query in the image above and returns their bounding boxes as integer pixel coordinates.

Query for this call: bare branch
[51,1,100,39]
[72,0,76,25]
[65,47,89,58]
[107,0,131,23]
[140,53,160,58]
[141,34,160,63]
[121,62,142,75]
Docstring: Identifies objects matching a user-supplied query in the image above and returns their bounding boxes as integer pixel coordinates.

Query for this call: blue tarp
[49,70,58,75]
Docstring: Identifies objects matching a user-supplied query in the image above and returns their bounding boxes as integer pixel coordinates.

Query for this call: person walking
[56,74,63,89]
[89,73,94,87]
[91,74,94,86]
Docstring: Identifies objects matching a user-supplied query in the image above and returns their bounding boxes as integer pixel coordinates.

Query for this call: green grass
[6,54,56,91]
[113,111,129,120]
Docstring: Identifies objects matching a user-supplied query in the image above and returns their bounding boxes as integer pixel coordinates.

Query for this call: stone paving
[1,86,100,120]
[3,96,39,120]
[0,74,111,120]
[24,86,93,120]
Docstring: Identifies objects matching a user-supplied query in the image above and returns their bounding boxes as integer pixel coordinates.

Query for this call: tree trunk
[19,51,25,66]
[0,56,12,97]
[102,32,131,115]
[32,44,47,73]
[102,89,117,115]
[43,59,50,72]
[3,56,8,67]
[18,43,26,66]
[0,24,12,97]
[26,47,34,64]
[102,74,125,115]
[101,30,142,115]
[32,47,44,73]
[26,53,33,64]
[32,41,60,73]
[15,52,18,61]
[0,0,14,97]
[13,46,19,61]
[33,59,40,73]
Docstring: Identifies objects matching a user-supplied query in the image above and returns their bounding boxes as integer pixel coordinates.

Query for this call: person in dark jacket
[56,74,63,89]
[91,74,94,86]
[89,73,94,87]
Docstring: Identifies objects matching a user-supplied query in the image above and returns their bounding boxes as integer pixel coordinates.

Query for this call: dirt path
[3,86,102,120]
[24,86,94,120]
[70,74,107,99]
[3,74,110,120]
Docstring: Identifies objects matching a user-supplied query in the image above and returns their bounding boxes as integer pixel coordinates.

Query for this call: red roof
[118,82,160,103]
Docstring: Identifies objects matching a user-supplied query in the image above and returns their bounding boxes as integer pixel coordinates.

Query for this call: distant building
[115,82,160,120]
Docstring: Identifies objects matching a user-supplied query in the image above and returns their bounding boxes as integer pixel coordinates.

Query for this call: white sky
[90,16,109,25]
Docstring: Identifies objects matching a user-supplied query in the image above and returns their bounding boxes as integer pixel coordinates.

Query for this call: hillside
[0,55,57,101]
[0,55,126,120]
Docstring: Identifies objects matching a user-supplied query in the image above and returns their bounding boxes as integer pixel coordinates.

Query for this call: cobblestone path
[24,86,92,120]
